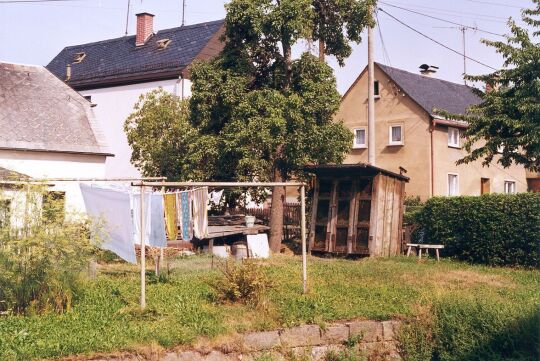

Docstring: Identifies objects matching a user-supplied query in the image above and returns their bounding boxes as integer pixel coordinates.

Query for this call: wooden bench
[406,243,444,261]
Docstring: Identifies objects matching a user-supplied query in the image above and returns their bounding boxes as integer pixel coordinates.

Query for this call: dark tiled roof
[0,62,110,155]
[304,163,409,182]
[377,63,482,116]
[46,19,225,88]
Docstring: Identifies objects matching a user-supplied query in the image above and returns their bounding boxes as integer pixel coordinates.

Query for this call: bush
[0,186,99,314]
[417,193,540,267]
[209,259,272,306]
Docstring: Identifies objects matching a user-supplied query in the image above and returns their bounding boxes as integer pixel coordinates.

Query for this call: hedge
[417,193,540,267]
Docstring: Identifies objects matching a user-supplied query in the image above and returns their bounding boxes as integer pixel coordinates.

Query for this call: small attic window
[157,39,172,50]
[73,52,86,63]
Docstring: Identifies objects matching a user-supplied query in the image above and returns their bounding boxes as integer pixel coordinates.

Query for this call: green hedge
[417,193,540,267]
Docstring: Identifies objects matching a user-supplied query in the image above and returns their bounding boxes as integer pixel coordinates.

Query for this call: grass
[0,255,538,360]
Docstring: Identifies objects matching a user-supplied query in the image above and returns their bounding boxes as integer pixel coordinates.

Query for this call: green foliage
[403,196,424,225]
[441,1,540,172]
[417,193,540,267]
[0,186,98,314]
[209,260,273,306]
[124,88,218,181]
[323,349,365,361]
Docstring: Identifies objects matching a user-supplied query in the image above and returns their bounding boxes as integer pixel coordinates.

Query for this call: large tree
[452,1,540,172]
[190,0,374,251]
[124,88,217,181]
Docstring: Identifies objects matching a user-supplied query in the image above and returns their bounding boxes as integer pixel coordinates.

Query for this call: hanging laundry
[192,187,209,239]
[177,191,193,241]
[132,192,167,248]
[163,193,178,241]
[80,184,136,264]
[209,189,224,206]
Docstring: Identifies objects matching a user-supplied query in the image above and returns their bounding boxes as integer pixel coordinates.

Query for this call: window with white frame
[353,128,367,148]
[448,173,459,196]
[388,125,403,145]
[448,127,460,148]
[504,180,516,194]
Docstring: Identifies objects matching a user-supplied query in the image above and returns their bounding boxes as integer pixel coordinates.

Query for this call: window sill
[448,145,461,149]
[352,145,368,149]
[388,142,404,146]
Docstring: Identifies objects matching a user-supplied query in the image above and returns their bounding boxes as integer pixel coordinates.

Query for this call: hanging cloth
[80,184,136,264]
[192,187,209,239]
[132,192,167,248]
[209,189,224,206]
[177,191,193,241]
[163,193,178,241]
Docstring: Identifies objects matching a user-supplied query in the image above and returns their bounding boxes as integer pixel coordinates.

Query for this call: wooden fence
[230,203,301,240]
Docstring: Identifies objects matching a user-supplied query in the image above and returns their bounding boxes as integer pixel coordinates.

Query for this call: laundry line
[133,180,309,310]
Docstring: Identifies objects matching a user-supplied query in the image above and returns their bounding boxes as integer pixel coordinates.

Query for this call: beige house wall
[431,126,527,196]
[336,65,528,199]
[336,66,432,199]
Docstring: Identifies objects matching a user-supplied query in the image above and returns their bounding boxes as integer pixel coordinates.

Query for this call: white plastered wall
[80,78,193,178]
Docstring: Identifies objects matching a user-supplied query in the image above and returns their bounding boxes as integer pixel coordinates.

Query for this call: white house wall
[80,78,193,178]
[0,149,107,213]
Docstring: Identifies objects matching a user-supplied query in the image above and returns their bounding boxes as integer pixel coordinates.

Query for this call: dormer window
[157,39,172,50]
[73,52,86,64]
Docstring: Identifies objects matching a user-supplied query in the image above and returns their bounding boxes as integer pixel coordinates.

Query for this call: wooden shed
[305,164,409,257]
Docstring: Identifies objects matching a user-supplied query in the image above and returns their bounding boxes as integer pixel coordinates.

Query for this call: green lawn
[0,255,538,360]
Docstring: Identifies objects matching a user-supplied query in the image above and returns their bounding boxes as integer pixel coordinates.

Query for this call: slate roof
[0,62,111,155]
[46,19,225,89]
[376,63,482,116]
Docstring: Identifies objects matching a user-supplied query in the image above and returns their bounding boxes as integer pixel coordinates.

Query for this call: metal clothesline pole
[139,184,147,309]
[134,180,309,298]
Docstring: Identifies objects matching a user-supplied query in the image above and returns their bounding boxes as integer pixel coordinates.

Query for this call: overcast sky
[0,0,533,94]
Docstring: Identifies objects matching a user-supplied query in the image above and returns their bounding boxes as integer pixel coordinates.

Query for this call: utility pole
[124,0,131,36]
[367,5,376,166]
[461,26,467,85]
[181,0,186,26]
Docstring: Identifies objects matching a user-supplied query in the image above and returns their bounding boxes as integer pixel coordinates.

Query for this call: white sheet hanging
[80,184,137,264]
[247,234,270,259]
[132,192,167,248]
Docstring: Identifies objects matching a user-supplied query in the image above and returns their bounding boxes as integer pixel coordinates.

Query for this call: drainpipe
[176,74,184,99]
[429,118,435,197]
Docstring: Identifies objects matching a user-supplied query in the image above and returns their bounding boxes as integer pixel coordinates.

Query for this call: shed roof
[304,163,410,182]
[0,167,31,181]
[376,63,482,116]
[0,62,111,156]
[46,19,225,89]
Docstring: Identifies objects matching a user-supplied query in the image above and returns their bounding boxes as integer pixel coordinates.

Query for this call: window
[388,125,403,145]
[504,181,516,194]
[73,52,86,63]
[448,173,459,196]
[0,199,11,228]
[374,81,380,97]
[353,128,367,149]
[448,127,460,148]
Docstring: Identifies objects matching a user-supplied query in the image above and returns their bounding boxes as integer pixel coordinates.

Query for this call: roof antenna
[124,0,131,36]
[181,0,186,26]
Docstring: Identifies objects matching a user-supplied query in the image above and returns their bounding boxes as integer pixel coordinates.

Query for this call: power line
[379,2,505,37]
[375,9,392,67]
[464,0,526,9]
[378,7,497,71]
[383,1,509,22]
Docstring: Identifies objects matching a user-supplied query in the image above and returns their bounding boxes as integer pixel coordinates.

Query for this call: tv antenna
[182,0,186,26]
[434,25,478,85]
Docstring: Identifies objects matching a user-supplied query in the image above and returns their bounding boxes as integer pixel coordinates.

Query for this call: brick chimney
[135,12,154,46]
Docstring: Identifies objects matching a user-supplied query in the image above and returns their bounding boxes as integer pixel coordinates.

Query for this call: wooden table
[406,243,444,261]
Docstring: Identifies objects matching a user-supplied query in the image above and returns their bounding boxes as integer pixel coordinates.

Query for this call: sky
[0,0,534,94]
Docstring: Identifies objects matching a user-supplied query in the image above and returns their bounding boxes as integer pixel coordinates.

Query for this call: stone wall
[89,320,402,361]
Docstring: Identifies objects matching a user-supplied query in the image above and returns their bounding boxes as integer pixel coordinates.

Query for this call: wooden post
[301,184,308,294]
[140,185,146,309]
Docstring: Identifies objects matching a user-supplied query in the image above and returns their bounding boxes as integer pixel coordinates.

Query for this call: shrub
[417,193,540,267]
[0,186,99,314]
[209,259,272,306]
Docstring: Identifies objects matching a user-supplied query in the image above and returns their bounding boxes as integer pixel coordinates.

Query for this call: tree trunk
[319,39,325,61]
[269,167,285,253]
